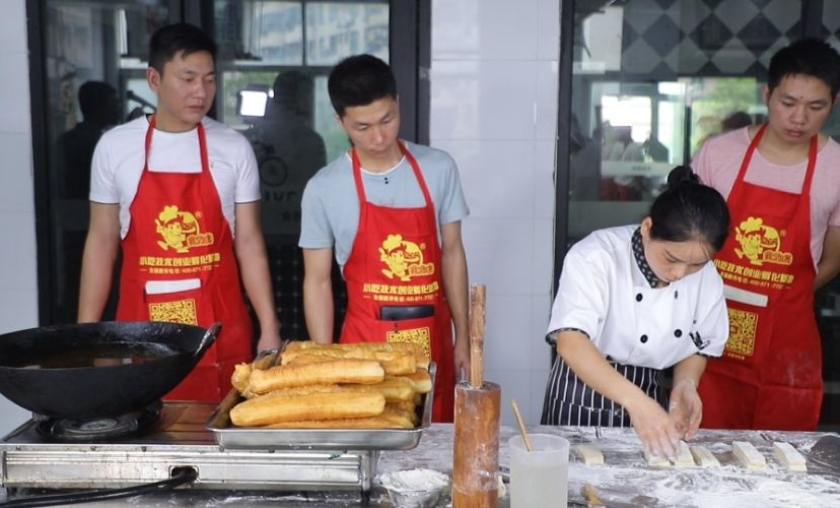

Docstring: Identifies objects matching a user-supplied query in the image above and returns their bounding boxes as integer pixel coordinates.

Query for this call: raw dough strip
[573,444,604,465]
[671,441,695,467]
[773,442,807,472]
[689,445,720,468]
[732,441,766,470]
[643,449,670,467]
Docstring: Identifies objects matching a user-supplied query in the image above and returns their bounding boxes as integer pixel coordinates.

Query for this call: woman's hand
[669,378,702,440]
[626,394,682,460]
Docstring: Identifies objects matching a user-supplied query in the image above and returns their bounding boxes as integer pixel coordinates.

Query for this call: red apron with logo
[116,116,253,403]
[698,124,822,430]
[340,142,456,422]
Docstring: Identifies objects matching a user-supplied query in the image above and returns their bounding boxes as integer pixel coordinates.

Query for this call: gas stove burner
[35,400,163,441]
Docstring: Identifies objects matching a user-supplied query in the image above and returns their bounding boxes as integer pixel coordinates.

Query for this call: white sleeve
[234,136,261,203]
[88,137,118,204]
[547,245,612,342]
[694,264,729,357]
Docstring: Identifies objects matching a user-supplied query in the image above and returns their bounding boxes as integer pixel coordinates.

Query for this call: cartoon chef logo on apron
[733,217,792,266]
[379,234,434,280]
[155,205,214,252]
[720,214,796,359]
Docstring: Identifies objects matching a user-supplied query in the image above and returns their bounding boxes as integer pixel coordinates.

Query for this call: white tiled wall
[0,0,39,434]
[431,0,559,425]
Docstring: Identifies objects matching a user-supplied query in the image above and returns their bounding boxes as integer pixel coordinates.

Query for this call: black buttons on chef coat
[640,334,648,343]
[674,329,682,337]
[635,293,643,302]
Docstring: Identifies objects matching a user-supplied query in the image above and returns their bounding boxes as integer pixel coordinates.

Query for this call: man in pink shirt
[693,38,840,431]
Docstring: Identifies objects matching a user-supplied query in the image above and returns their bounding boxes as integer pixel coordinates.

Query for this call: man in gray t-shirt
[300,141,469,267]
[298,54,470,422]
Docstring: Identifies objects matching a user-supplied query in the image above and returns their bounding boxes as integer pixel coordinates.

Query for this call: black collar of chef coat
[632,227,660,289]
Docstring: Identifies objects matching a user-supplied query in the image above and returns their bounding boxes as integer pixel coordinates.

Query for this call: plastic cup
[509,433,569,508]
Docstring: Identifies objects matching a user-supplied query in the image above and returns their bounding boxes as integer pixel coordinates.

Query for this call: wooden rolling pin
[452,284,500,507]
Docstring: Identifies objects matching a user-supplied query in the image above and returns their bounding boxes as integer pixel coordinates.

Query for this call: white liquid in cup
[509,434,569,508]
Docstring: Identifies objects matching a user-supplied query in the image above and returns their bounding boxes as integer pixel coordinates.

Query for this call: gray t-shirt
[299,141,470,268]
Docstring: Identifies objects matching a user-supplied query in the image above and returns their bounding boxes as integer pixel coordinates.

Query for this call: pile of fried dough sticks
[229,341,432,429]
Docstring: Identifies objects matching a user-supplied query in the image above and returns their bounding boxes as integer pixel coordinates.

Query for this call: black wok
[0,321,219,420]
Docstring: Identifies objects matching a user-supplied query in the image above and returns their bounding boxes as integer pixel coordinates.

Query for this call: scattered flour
[378,468,450,493]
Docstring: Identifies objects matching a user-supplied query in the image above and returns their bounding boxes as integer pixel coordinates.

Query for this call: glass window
[305,2,389,65]
[565,0,798,245]
[41,0,171,324]
[212,0,389,340]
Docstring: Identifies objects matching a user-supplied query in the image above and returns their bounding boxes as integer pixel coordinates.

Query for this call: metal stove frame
[0,403,376,494]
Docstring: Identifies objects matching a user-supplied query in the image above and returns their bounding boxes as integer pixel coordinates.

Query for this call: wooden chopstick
[511,399,533,452]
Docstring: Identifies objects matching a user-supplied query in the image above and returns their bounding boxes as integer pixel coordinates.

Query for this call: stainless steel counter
[2,424,839,507]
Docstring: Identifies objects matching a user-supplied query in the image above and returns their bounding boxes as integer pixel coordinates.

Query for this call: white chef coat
[547,225,728,370]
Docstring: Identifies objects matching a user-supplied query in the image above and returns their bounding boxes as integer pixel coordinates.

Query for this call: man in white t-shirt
[693,38,840,430]
[78,23,280,403]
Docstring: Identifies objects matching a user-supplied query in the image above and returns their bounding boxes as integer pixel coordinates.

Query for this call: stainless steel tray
[206,363,436,451]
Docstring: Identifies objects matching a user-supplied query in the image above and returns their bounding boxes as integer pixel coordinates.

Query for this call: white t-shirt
[547,226,729,370]
[90,116,260,238]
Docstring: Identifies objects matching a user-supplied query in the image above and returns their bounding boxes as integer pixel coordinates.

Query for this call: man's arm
[78,203,121,322]
[234,202,281,352]
[815,226,840,290]
[302,248,335,344]
[440,221,470,380]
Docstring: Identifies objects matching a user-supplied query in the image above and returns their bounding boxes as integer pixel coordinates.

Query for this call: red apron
[116,116,253,403]
[340,142,456,422]
[698,124,822,430]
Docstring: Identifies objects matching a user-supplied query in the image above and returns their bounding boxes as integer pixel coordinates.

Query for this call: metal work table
[2,424,839,507]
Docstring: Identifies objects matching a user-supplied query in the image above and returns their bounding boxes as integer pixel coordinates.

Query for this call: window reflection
[213,0,389,341]
[566,0,791,243]
[305,2,388,65]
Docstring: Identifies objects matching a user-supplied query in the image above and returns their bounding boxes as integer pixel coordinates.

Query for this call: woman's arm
[556,331,681,458]
[669,354,707,439]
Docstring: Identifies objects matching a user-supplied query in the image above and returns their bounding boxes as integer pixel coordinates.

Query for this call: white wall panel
[433,139,536,220]
[0,0,38,433]
[432,0,557,425]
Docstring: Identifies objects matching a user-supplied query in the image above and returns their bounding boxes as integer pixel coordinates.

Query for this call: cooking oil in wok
[9,343,179,369]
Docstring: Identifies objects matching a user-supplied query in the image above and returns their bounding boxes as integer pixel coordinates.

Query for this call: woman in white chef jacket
[541,167,730,458]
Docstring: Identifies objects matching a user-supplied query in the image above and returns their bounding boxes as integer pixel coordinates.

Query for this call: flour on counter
[524,426,840,508]
[378,468,449,492]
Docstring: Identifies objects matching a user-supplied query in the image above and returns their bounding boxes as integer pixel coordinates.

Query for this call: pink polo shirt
[693,127,840,268]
